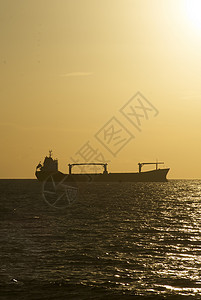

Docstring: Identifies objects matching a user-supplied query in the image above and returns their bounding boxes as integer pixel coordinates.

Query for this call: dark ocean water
[1,179,201,299]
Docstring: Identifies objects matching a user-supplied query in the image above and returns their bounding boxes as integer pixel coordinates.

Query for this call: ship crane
[138,162,164,173]
[68,163,108,174]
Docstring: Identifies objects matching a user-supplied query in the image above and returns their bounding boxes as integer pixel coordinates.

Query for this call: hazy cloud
[60,72,93,77]
[0,122,87,133]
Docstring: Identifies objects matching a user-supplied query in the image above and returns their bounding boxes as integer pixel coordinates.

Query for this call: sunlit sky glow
[1,0,201,178]
[184,0,201,30]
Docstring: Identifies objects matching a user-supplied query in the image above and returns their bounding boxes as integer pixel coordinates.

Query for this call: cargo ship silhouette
[35,151,169,182]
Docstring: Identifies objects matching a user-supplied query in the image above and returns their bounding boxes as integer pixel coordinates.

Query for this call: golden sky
[1,0,201,178]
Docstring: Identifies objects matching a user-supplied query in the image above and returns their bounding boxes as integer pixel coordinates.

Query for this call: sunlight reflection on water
[1,180,201,298]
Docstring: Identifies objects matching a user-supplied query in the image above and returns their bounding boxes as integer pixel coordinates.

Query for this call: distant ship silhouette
[35,151,169,182]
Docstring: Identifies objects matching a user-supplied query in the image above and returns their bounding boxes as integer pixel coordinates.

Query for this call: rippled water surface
[1,179,201,299]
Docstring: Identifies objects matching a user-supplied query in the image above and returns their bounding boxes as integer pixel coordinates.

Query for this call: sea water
[1,179,201,299]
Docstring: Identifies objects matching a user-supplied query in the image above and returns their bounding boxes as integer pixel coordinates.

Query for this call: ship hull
[35,168,169,183]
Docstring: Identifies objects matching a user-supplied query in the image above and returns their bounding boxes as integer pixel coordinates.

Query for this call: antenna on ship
[49,150,52,157]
